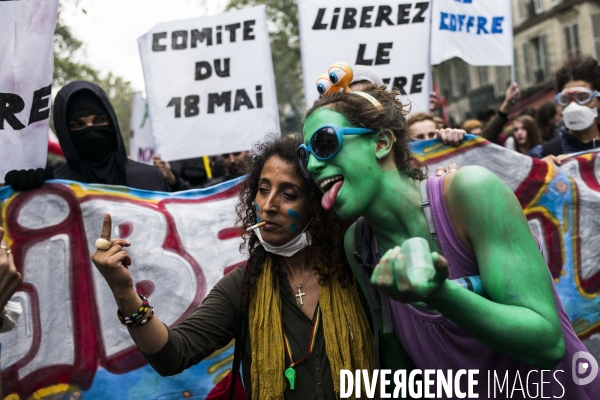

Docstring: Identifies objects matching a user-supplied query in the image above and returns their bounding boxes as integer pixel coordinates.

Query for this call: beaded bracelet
[117,294,152,327]
[124,306,154,327]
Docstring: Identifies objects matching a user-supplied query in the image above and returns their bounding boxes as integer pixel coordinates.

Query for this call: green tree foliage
[226,0,304,134]
[52,4,134,152]
[53,10,99,87]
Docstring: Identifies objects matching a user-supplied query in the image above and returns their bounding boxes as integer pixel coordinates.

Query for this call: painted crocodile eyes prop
[316,76,333,96]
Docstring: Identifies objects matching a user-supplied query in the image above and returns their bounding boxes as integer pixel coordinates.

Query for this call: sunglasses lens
[311,127,339,159]
[297,147,310,178]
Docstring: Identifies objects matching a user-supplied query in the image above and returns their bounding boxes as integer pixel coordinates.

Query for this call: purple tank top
[388,174,600,399]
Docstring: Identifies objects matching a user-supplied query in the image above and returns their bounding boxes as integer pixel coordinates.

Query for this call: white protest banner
[138,6,279,162]
[0,0,59,183]
[129,93,155,164]
[298,0,432,112]
[430,0,513,66]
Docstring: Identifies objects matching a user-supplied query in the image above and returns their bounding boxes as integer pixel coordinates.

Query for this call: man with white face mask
[528,56,600,163]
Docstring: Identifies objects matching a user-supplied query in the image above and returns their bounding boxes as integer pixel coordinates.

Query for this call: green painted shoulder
[445,165,511,204]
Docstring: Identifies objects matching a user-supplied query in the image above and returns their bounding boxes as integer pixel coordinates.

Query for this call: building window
[522,43,532,84]
[438,63,452,100]
[564,21,580,57]
[454,60,470,96]
[532,0,544,15]
[518,0,528,22]
[513,48,519,84]
[495,66,510,94]
[593,13,600,59]
[532,35,551,83]
[478,67,489,87]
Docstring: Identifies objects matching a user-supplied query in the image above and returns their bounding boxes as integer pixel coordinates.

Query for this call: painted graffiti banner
[138,5,279,162]
[430,0,513,66]
[129,93,155,165]
[0,0,59,184]
[1,178,246,399]
[297,0,432,112]
[2,137,600,398]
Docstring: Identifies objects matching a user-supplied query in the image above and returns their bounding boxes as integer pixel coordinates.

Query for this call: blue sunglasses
[297,124,375,178]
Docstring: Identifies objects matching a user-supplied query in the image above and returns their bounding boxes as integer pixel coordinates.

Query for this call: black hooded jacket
[53,81,169,191]
[528,124,600,158]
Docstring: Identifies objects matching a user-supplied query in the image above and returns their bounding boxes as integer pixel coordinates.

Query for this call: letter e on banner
[0,0,60,183]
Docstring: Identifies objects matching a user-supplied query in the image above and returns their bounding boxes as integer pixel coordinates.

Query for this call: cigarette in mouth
[246,221,267,231]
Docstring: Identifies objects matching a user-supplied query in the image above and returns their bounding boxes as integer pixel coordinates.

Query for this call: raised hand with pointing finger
[91,213,133,295]
[90,212,168,352]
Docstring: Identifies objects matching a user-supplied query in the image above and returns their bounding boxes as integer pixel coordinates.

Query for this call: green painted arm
[438,166,564,368]
[372,166,565,369]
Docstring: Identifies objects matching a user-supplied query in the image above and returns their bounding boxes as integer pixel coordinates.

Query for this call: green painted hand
[370,246,449,303]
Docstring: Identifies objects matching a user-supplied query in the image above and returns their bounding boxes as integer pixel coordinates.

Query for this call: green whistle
[285,367,296,390]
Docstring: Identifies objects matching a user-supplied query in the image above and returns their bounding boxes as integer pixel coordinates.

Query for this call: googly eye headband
[315,62,383,110]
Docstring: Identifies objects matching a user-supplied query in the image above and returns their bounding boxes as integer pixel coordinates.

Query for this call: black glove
[4,166,54,191]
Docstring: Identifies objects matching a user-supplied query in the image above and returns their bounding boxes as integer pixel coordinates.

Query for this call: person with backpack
[299,84,600,398]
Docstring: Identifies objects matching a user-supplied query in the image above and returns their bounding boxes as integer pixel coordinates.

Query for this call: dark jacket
[528,132,600,158]
[53,81,168,191]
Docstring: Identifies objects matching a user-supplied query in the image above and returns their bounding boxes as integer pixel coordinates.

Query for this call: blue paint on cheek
[290,224,299,233]
[255,204,260,222]
[287,209,304,223]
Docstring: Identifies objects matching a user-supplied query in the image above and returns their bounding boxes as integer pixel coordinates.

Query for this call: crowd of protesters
[415,56,600,167]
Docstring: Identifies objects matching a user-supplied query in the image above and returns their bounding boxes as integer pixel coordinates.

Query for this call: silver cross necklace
[288,265,314,307]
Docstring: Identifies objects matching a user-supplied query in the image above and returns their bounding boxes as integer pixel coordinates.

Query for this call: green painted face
[303,108,381,219]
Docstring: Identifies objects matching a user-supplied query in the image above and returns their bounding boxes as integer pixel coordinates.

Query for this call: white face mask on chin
[563,102,598,131]
[253,219,313,258]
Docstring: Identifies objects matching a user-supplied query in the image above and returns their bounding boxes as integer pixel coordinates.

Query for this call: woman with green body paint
[299,85,599,398]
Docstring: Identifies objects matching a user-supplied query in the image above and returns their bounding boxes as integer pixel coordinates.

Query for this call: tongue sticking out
[321,180,343,210]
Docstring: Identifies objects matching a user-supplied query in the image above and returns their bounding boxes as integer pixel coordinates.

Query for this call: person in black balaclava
[4,81,169,191]
[59,86,128,185]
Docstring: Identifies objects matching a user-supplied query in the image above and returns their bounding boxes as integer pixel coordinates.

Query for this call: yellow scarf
[249,257,374,399]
